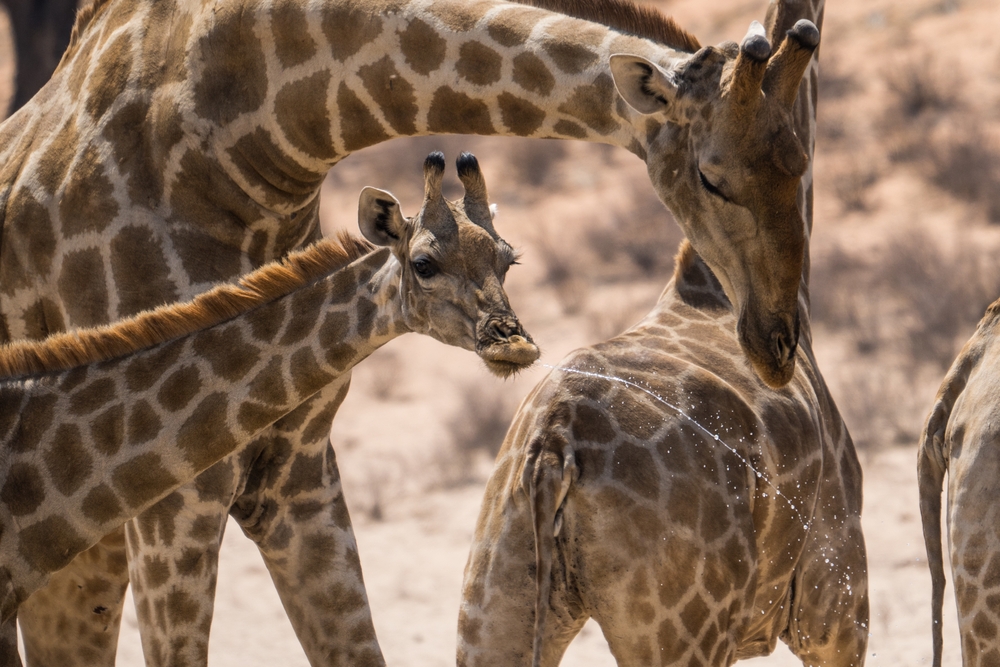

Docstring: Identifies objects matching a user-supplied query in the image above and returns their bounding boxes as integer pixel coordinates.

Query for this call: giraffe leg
[232,381,384,667]
[124,457,240,667]
[18,530,129,667]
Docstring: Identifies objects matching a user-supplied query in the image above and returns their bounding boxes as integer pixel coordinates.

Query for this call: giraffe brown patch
[194,459,236,504]
[324,343,357,373]
[127,399,163,446]
[81,485,124,525]
[247,358,288,406]
[962,533,988,578]
[271,0,316,67]
[700,621,722,660]
[427,87,495,135]
[280,452,324,496]
[974,612,998,640]
[35,117,79,195]
[112,452,179,509]
[275,71,337,161]
[558,74,619,136]
[498,93,545,136]
[248,299,287,344]
[158,365,202,413]
[681,593,711,636]
[1,190,57,294]
[656,618,690,658]
[138,1,190,86]
[486,7,542,47]
[192,5,268,126]
[58,248,109,327]
[110,225,178,318]
[358,56,418,136]
[611,444,659,498]
[66,30,98,99]
[103,99,166,208]
[542,39,598,75]
[668,477,701,530]
[166,589,200,625]
[22,298,65,340]
[84,32,134,120]
[44,425,94,495]
[176,546,210,577]
[456,41,502,86]
[572,405,615,444]
[192,325,261,382]
[125,340,184,393]
[318,311,351,352]
[700,490,730,543]
[69,377,115,415]
[723,535,750,588]
[703,554,734,603]
[177,392,237,469]
[984,553,1000,590]
[355,296,377,339]
[627,570,655,623]
[189,513,221,543]
[279,283,328,345]
[303,382,349,445]
[167,225,245,286]
[290,348,335,398]
[10,394,55,453]
[322,1,383,61]
[553,119,587,139]
[1,463,45,516]
[425,1,493,32]
[337,82,391,152]
[397,18,446,75]
[290,499,324,522]
[18,516,89,573]
[237,401,288,434]
[618,395,665,441]
[228,128,326,207]
[137,493,183,546]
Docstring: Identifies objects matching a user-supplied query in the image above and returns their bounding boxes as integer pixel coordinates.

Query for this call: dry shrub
[534,229,588,315]
[831,160,880,213]
[818,56,859,102]
[432,382,517,488]
[878,58,960,165]
[507,138,568,189]
[928,123,1000,223]
[365,349,405,401]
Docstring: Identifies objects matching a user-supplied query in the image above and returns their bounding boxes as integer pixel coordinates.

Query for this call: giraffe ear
[358,187,406,247]
[609,54,680,115]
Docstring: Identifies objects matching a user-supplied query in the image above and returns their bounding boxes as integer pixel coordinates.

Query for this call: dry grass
[432,382,517,488]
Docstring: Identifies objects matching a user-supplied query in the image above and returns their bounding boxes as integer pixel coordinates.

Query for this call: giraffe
[0,0,818,661]
[919,297,1000,667]
[1,149,537,665]
[458,3,869,665]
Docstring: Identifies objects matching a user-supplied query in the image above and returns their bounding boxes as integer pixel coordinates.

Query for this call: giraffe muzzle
[738,307,799,389]
[477,317,539,378]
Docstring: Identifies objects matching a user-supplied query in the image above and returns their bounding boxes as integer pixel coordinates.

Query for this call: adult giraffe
[0,0,818,663]
[458,2,869,665]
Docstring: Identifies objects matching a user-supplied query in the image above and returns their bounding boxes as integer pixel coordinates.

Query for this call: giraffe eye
[412,257,438,279]
[698,170,728,201]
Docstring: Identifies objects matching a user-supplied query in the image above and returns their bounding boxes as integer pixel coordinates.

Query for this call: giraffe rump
[0,232,374,380]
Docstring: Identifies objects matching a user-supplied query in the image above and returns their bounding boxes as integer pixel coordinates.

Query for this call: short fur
[0,232,374,379]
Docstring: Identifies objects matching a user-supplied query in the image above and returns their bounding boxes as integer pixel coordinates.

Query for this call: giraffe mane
[0,232,376,380]
[513,0,701,52]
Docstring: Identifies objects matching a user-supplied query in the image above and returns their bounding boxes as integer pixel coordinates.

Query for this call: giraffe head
[359,152,538,377]
[611,20,818,388]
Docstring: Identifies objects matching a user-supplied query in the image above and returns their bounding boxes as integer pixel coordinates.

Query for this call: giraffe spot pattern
[68,377,114,416]
[290,348,334,398]
[249,298,287,343]
[427,87,495,135]
[111,225,179,318]
[35,117,79,195]
[136,493,183,547]
[236,401,288,434]
[271,0,316,68]
[127,399,163,446]
[1,463,45,516]
[138,1,190,86]
[611,444,659,498]
[193,459,236,504]
[44,425,94,496]
[289,500,324,522]
[337,82,391,152]
[456,41,502,86]
[973,613,997,640]
[227,128,325,207]
[167,223,245,286]
[112,452,179,509]
[177,392,237,469]
[103,99,166,208]
[397,18,446,75]
[275,71,337,161]
[10,393,56,452]
[84,32,134,120]
[189,513,221,543]
[572,405,615,444]
[60,145,120,237]
[125,340,184,393]
[542,38,598,75]
[321,1,383,62]
[358,56,418,136]
[280,283,329,345]
[486,7,541,47]
[355,296,377,340]
[176,546,211,577]
[247,357,288,406]
[166,589,200,625]
[18,516,89,574]
[192,325,261,382]
[498,93,545,136]
[58,248,110,327]
[656,617,689,657]
[557,74,620,136]
[425,1,492,32]
[81,485,124,525]
[192,5,267,126]
[0,190,56,295]
[324,343,357,373]
[158,365,202,413]
[22,298,65,340]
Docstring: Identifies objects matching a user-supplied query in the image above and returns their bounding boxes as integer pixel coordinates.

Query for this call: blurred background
[2,0,998,664]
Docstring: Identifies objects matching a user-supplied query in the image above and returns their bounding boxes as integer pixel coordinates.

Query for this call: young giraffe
[0,0,817,661]
[920,298,1000,667]
[460,4,869,665]
[2,150,537,665]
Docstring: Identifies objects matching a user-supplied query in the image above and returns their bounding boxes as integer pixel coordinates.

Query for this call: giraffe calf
[0,152,537,666]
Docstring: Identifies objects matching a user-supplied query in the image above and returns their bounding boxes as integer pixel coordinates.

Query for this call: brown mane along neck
[514,0,701,52]
[0,232,376,380]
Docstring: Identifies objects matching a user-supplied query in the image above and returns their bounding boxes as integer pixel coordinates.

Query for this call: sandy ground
[2,0,998,664]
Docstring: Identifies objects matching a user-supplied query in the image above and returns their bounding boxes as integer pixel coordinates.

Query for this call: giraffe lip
[478,335,540,378]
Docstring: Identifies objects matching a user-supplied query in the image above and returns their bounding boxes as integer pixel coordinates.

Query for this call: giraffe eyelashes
[698,169,729,201]
[412,257,438,279]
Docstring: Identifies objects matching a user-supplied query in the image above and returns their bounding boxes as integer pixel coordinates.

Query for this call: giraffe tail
[917,308,993,667]
[525,446,576,667]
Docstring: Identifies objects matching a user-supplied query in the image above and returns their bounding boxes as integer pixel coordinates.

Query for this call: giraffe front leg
[124,458,240,667]
[18,530,130,667]
[232,382,384,667]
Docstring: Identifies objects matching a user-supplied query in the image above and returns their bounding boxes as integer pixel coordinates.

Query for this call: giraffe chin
[478,335,540,378]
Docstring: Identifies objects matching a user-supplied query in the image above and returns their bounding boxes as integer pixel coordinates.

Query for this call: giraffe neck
[0,243,409,615]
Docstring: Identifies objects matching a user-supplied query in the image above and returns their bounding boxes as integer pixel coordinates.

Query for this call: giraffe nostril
[772,328,796,366]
